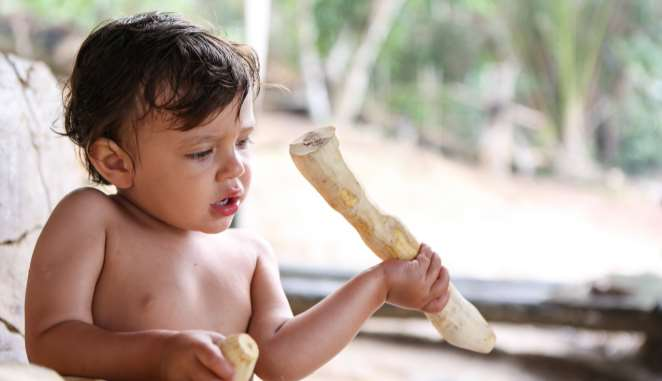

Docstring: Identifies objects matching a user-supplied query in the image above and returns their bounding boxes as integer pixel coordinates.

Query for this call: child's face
[124,95,255,234]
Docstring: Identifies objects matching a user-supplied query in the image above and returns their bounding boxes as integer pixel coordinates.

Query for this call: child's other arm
[26,189,166,379]
[25,189,233,381]
[248,239,449,381]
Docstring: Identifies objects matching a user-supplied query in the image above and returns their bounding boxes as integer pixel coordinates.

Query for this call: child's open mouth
[210,197,240,217]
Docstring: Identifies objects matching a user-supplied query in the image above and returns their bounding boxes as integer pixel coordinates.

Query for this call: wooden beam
[280,266,662,337]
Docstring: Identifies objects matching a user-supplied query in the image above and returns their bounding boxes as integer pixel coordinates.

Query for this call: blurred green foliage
[613,31,662,174]
[310,0,662,176]
[313,0,370,56]
[2,0,244,38]
[3,0,662,176]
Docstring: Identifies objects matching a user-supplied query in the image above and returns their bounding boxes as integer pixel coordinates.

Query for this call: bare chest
[91,229,255,335]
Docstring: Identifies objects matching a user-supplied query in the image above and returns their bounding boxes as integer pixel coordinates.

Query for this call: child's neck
[113,190,196,238]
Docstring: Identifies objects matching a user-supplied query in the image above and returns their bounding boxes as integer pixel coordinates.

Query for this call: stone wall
[0,53,85,363]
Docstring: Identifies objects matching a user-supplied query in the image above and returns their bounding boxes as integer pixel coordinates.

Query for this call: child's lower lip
[210,198,240,217]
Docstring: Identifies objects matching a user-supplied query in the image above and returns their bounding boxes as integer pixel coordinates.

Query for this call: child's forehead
[148,91,254,131]
[143,94,255,145]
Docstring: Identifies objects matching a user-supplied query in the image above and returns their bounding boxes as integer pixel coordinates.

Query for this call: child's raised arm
[247,237,448,381]
[25,188,234,381]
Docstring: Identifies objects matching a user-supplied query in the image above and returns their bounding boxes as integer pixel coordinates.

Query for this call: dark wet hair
[63,12,260,184]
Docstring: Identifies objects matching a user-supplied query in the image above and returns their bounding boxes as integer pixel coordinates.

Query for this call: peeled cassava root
[218,334,259,381]
[290,126,496,354]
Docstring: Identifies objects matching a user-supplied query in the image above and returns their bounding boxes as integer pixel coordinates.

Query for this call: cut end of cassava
[426,284,497,354]
[218,334,259,381]
[484,330,497,353]
[448,327,497,354]
[289,126,336,156]
[427,310,497,354]
[220,333,259,362]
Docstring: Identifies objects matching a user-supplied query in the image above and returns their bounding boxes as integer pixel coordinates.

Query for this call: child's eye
[186,148,214,160]
[237,137,254,150]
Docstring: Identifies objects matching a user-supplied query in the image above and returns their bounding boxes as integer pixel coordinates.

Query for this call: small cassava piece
[217,333,260,381]
[289,126,496,353]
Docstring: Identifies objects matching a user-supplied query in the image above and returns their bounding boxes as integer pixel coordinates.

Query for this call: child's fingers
[430,266,450,298]
[195,343,234,380]
[426,252,441,281]
[416,244,432,266]
[209,332,227,347]
[422,292,450,314]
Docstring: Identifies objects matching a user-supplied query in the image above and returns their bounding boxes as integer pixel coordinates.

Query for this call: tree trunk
[333,0,407,125]
[9,14,33,58]
[478,63,518,176]
[324,26,355,89]
[296,0,332,124]
[556,97,599,180]
[244,0,272,81]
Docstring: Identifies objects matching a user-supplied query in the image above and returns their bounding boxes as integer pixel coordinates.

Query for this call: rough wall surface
[0,53,85,363]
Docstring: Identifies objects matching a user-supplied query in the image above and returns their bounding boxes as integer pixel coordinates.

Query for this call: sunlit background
[2,0,662,380]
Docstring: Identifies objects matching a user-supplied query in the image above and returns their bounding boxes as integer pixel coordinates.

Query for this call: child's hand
[380,243,450,313]
[160,330,234,381]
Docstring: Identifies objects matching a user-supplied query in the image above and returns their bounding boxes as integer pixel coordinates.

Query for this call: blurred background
[2,0,662,380]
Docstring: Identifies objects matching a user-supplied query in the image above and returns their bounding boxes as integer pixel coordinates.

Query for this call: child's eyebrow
[180,134,219,147]
[180,127,254,147]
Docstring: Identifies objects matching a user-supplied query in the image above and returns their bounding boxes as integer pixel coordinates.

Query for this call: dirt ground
[292,319,659,381]
[243,111,662,381]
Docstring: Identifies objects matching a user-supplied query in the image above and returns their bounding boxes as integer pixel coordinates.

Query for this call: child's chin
[200,219,233,234]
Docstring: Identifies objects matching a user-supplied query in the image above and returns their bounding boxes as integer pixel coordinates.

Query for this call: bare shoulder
[50,186,117,220]
[33,185,117,266]
[224,228,276,261]
[58,186,116,208]
[37,187,119,240]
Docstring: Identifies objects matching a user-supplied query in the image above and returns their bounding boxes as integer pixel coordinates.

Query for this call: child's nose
[216,150,245,180]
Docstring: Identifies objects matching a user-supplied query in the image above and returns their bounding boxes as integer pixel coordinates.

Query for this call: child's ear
[88,138,135,189]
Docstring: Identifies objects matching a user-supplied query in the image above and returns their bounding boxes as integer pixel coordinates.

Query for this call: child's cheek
[183,157,216,177]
